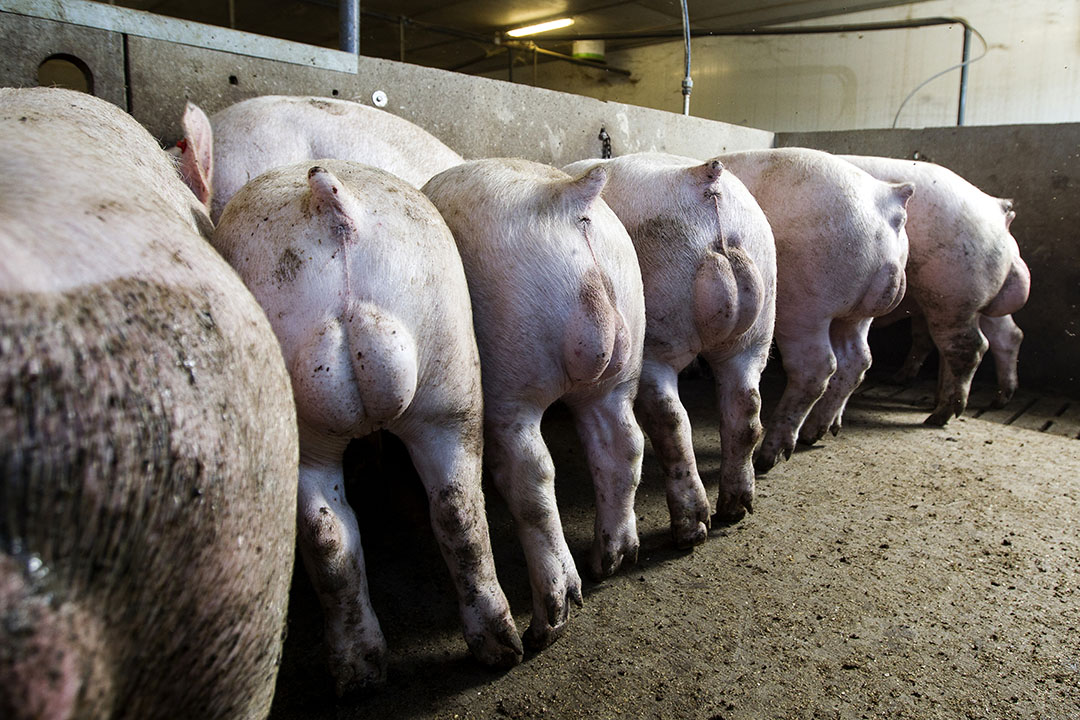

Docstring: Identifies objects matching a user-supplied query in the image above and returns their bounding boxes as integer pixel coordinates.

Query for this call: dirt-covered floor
[268,370,1080,720]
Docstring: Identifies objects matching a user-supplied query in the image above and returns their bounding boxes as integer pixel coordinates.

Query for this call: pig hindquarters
[841,155,1031,424]
[178,95,464,222]
[424,159,646,649]
[564,153,776,539]
[213,160,521,695]
[719,148,913,473]
[0,87,297,720]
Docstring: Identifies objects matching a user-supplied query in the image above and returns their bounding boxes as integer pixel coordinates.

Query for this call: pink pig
[564,152,775,540]
[212,160,521,694]
[424,159,647,649]
[719,148,914,473]
[841,155,1031,423]
[1,88,297,720]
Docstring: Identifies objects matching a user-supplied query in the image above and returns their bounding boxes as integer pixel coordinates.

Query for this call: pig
[423,159,646,649]
[0,87,298,719]
[717,148,914,473]
[840,155,1031,423]
[176,95,464,222]
[212,159,521,694]
[563,153,776,539]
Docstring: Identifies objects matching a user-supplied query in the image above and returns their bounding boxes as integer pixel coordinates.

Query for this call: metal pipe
[448,48,507,73]
[680,0,692,115]
[505,42,632,76]
[539,16,976,42]
[339,0,359,54]
[957,25,972,126]
[362,9,491,44]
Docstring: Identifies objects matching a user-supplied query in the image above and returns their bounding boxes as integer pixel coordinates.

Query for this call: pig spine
[691,165,766,346]
[179,96,465,222]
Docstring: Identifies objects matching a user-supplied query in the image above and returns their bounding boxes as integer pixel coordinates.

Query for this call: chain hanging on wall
[598,127,612,159]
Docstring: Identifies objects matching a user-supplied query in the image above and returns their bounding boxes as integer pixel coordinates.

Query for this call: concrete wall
[126,36,773,165]
[0,4,772,168]
[512,0,1080,133]
[778,124,1080,396]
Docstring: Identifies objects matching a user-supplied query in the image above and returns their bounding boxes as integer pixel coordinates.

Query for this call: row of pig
[0,87,1030,719]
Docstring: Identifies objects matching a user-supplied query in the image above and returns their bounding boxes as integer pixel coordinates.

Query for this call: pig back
[0,88,297,720]
[840,155,1029,318]
[209,95,464,221]
[721,148,909,319]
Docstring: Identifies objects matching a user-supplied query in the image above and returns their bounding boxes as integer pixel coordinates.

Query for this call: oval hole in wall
[37,54,94,94]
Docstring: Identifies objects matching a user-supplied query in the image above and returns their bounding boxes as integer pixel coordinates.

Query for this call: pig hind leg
[925,317,989,426]
[486,403,582,650]
[635,359,711,548]
[755,323,836,473]
[704,346,767,524]
[799,317,874,444]
[979,314,1023,408]
[892,313,935,385]
[399,421,523,668]
[566,380,645,578]
[296,432,386,696]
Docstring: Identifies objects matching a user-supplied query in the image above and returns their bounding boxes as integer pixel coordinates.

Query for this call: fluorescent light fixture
[506,18,574,37]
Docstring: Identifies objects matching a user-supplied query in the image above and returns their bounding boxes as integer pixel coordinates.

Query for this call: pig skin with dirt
[178,95,463,223]
[719,148,914,474]
[424,159,647,650]
[212,160,521,695]
[564,153,776,538]
[841,155,1031,424]
[0,88,298,719]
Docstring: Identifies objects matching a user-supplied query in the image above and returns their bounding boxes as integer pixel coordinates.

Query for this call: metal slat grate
[854,377,1080,440]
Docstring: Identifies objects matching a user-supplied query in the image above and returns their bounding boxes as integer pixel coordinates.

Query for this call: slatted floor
[851,375,1080,440]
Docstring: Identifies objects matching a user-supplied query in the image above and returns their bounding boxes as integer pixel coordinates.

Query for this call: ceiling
[111,0,928,76]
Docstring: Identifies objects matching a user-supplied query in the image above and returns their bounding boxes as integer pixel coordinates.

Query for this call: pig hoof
[591,540,639,579]
[829,420,842,437]
[671,520,708,550]
[990,390,1013,409]
[329,648,388,696]
[524,575,583,651]
[753,452,776,474]
[797,425,826,446]
[713,491,753,526]
[523,622,563,651]
[465,618,524,669]
[523,610,572,651]
[923,410,951,427]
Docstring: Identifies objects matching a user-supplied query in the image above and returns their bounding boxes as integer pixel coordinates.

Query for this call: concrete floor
[268,371,1080,720]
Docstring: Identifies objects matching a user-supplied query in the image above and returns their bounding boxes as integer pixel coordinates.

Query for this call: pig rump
[0,280,297,720]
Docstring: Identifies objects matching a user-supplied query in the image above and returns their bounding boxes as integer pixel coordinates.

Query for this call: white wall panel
[516,0,1080,131]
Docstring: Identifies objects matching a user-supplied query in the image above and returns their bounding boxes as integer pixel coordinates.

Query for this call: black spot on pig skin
[0,277,296,720]
[274,247,303,284]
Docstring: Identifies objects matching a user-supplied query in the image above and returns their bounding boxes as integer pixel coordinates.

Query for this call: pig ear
[999,198,1017,229]
[693,158,725,195]
[565,165,607,213]
[307,166,360,232]
[177,102,213,208]
[892,181,916,208]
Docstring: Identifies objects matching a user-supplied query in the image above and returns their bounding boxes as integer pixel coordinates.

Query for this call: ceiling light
[506,18,574,38]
